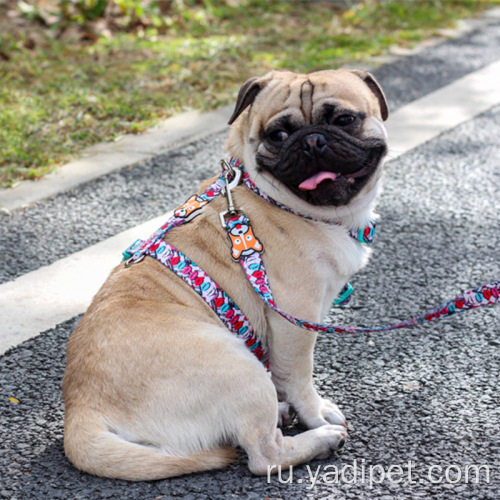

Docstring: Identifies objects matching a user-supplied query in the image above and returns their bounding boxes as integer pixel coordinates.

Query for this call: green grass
[1,0,499,187]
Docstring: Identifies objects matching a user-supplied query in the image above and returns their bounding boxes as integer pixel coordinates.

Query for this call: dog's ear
[228,77,264,125]
[349,70,389,121]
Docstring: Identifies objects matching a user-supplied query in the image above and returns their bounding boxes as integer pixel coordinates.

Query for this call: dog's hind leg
[244,424,347,476]
[236,373,347,476]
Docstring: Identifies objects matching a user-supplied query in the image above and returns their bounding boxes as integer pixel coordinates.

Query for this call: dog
[62,68,389,480]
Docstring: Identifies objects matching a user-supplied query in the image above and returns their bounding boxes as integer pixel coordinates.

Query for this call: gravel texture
[1,19,500,500]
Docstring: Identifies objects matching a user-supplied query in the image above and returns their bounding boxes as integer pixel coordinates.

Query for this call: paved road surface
[0,14,499,500]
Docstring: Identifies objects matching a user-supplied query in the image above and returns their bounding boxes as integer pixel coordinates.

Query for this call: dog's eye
[269,130,289,142]
[334,114,356,126]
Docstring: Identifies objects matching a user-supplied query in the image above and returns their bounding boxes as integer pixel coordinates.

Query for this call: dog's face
[227,69,389,210]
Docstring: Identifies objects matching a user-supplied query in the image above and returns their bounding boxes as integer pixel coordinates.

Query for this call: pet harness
[123,159,500,368]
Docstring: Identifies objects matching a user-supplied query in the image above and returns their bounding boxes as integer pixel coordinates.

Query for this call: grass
[1,0,499,187]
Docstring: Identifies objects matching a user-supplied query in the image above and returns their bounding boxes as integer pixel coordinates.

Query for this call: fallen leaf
[402,381,421,392]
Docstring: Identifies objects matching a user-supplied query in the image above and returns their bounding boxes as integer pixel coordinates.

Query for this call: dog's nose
[302,133,327,157]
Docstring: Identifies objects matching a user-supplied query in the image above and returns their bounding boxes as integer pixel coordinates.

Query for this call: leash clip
[220,159,242,228]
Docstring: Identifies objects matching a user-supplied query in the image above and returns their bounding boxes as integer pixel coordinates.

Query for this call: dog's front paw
[320,398,347,427]
[300,398,347,429]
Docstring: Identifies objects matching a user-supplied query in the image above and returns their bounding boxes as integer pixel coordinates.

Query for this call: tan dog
[63,69,389,481]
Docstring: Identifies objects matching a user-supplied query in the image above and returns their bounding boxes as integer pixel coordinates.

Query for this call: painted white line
[0,105,233,212]
[386,59,500,158]
[1,60,500,354]
[0,213,170,354]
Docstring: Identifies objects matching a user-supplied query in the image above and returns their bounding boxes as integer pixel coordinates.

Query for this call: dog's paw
[277,402,296,428]
[320,398,347,427]
[299,398,347,429]
[314,424,348,459]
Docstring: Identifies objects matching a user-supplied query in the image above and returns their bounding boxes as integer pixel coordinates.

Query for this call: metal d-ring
[124,254,146,268]
[220,159,242,191]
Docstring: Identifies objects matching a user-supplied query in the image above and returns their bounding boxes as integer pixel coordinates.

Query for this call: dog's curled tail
[64,411,237,481]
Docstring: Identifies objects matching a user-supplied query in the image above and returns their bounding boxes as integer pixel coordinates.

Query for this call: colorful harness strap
[122,171,270,367]
[143,239,269,366]
[123,160,372,367]
[123,159,500,367]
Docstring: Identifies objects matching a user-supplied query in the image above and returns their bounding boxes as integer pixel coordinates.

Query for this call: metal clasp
[220,159,242,190]
[124,254,145,268]
[220,159,242,228]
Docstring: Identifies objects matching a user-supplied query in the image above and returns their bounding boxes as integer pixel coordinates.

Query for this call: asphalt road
[1,14,500,500]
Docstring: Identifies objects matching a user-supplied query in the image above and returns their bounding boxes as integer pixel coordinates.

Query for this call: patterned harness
[124,159,500,368]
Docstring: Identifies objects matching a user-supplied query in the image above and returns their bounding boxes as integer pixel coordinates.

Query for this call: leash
[229,223,499,333]
[219,162,500,334]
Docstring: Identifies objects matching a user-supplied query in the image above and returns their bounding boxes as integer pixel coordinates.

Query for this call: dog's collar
[229,157,376,245]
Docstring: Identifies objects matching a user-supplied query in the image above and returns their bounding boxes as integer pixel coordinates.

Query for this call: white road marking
[0,213,170,354]
[387,59,500,159]
[1,60,500,354]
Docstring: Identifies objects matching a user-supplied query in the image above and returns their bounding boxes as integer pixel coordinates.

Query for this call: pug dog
[63,69,389,481]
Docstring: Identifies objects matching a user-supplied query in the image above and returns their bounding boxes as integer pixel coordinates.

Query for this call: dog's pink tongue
[298,171,338,190]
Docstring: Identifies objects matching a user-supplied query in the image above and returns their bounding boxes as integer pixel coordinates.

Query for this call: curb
[1,7,499,213]
[0,105,233,212]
